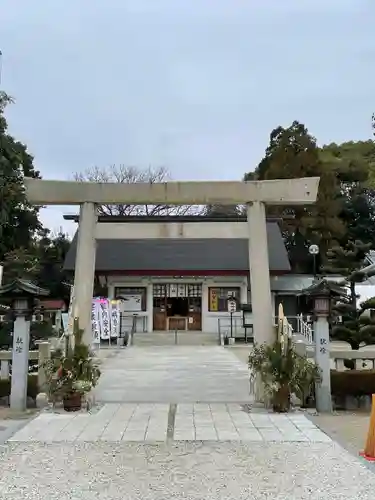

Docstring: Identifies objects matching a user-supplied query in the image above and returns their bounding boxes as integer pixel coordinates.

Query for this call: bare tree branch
[73,164,204,216]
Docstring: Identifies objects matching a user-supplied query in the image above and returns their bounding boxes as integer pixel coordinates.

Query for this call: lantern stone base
[36,393,49,409]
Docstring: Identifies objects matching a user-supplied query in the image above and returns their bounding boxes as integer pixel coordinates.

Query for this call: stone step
[132,331,219,346]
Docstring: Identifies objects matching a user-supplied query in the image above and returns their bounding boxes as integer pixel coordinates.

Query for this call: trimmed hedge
[331,369,375,397]
[0,374,39,400]
[0,320,55,350]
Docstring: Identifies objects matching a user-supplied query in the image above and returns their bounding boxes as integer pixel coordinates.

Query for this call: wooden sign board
[228,300,237,313]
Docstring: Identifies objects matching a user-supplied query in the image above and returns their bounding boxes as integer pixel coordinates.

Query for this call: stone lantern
[0,303,9,316]
[0,279,49,411]
[302,278,345,413]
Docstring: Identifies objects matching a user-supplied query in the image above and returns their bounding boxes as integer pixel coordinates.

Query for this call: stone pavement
[0,419,27,444]
[94,346,251,403]
[8,403,332,443]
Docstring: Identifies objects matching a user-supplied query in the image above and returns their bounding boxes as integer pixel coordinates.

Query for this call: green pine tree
[325,240,375,349]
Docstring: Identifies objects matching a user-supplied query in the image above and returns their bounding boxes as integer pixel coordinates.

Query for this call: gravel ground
[0,409,38,420]
[0,441,374,499]
[310,412,370,455]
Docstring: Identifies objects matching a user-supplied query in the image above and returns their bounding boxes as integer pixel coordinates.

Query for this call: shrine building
[63,215,305,336]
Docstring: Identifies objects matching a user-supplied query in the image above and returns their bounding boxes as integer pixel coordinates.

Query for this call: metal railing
[119,314,147,347]
[296,314,314,344]
[130,329,220,346]
[217,317,253,341]
[120,314,147,335]
[218,314,312,334]
[218,314,314,345]
[274,314,314,345]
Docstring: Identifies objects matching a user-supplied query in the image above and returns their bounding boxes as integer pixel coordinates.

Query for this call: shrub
[248,336,321,412]
[0,322,12,349]
[43,319,101,402]
[0,319,56,350]
[30,320,56,348]
[0,374,39,400]
[331,369,375,397]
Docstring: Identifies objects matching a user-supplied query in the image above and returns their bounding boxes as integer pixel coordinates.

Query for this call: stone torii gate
[25,177,319,346]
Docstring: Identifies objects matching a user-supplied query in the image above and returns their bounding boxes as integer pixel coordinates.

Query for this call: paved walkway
[0,420,27,443]
[8,403,331,443]
[1,346,375,499]
[94,346,252,403]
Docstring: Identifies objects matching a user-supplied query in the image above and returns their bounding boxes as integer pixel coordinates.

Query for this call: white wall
[106,275,257,333]
[96,221,250,239]
[201,279,247,333]
[107,278,151,332]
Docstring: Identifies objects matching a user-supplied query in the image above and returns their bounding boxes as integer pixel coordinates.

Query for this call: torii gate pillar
[72,202,97,344]
[247,201,274,345]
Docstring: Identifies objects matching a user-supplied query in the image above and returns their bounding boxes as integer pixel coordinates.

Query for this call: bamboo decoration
[360,394,375,461]
[278,304,284,342]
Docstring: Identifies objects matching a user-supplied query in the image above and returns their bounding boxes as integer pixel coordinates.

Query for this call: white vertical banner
[110,300,120,338]
[99,300,110,340]
[92,299,101,344]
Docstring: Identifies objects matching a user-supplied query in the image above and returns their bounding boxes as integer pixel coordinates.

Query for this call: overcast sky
[1,0,374,236]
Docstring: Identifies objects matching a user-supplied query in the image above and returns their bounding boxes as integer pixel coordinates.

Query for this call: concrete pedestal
[10,316,30,411]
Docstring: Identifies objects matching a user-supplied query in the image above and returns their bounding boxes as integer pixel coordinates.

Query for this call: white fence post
[0,360,9,379]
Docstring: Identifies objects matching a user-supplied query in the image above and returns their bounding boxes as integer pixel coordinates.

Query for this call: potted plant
[248,333,321,412]
[64,381,93,412]
[44,320,101,411]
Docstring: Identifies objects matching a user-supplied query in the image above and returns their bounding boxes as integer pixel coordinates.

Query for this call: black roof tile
[64,222,290,272]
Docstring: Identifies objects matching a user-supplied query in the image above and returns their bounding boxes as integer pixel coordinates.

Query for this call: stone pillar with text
[0,279,49,411]
[314,315,332,412]
[10,313,30,411]
[246,201,274,346]
[301,279,342,413]
[73,202,97,346]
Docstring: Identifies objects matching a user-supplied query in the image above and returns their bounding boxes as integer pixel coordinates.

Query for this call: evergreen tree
[244,121,375,272]
[0,91,42,263]
[244,121,344,270]
[1,247,40,282]
[325,240,375,349]
[321,141,375,246]
[35,229,71,301]
[331,295,375,351]
[325,240,371,305]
